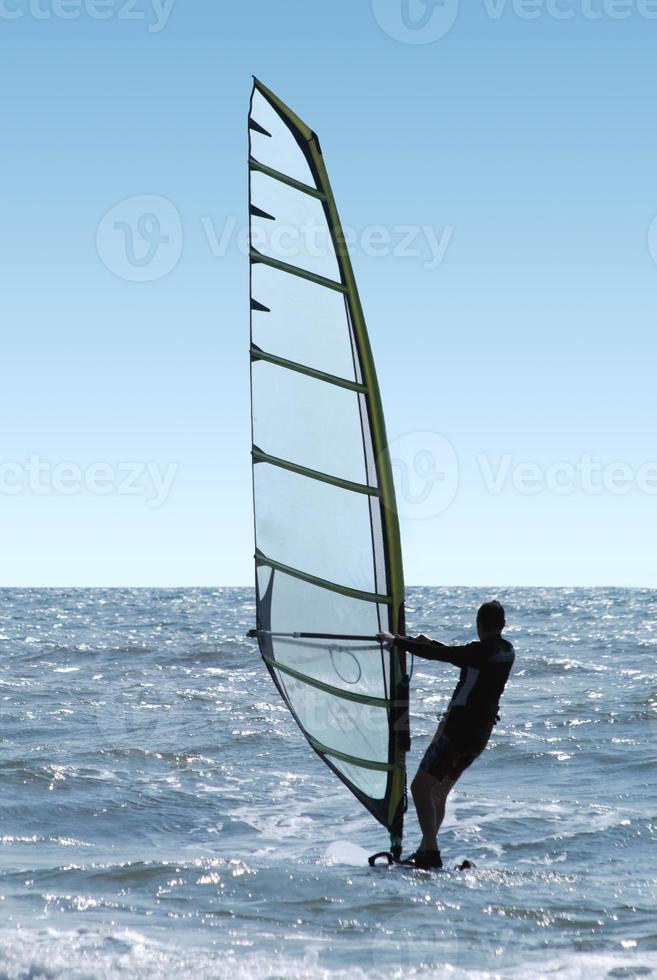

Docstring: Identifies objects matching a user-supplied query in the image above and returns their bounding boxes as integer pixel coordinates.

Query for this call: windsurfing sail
[248,78,409,858]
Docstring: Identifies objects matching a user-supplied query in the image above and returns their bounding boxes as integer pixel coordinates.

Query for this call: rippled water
[0,587,655,979]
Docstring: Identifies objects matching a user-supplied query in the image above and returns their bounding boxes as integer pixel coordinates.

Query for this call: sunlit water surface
[0,587,655,978]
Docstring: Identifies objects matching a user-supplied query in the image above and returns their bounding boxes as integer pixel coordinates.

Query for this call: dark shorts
[419,722,492,783]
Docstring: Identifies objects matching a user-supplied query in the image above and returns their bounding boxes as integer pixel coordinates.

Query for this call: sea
[0,587,655,979]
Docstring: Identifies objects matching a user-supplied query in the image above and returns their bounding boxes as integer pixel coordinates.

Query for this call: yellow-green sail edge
[251,77,409,859]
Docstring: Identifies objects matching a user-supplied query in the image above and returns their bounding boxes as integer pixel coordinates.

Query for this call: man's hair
[477,600,505,634]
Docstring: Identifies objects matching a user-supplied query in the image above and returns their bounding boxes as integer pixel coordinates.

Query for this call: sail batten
[249,78,408,851]
[249,158,327,201]
[255,550,392,605]
[263,657,391,709]
[250,346,367,392]
[250,250,346,292]
[252,447,382,497]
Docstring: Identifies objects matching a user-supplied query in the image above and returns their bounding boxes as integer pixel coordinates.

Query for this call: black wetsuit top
[398,634,515,745]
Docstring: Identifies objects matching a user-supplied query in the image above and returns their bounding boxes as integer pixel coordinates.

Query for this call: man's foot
[404,849,443,870]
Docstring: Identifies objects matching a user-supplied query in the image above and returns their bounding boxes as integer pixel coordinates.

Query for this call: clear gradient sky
[1,0,656,587]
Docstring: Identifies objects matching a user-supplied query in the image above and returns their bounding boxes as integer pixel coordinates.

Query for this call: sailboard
[248,78,409,861]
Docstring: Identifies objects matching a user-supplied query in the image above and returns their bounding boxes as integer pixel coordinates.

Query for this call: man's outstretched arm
[377,631,484,668]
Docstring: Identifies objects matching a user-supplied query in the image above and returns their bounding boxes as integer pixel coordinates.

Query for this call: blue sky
[1,0,656,587]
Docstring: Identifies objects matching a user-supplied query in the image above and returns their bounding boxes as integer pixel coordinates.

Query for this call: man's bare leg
[432,774,457,836]
[411,769,440,851]
[411,769,457,852]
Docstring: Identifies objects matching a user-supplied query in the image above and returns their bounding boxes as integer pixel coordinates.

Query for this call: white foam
[0,928,654,980]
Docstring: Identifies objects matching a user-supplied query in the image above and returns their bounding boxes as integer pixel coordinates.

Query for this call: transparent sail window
[251,264,356,382]
[250,89,316,188]
[252,360,368,486]
[254,464,378,595]
[272,666,389,767]
[262,571,387,700]
[250,171,340,283]
[329,757,388,802]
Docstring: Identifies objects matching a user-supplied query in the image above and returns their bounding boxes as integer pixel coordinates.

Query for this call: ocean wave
[0,927,654,980]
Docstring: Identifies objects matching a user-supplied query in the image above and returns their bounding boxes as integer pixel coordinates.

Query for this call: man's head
[476,600,505,639]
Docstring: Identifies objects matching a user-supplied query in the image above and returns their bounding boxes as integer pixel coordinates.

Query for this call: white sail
[248,79,408,850]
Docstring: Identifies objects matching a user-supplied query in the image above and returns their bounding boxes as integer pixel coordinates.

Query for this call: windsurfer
[378,601,514,870]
